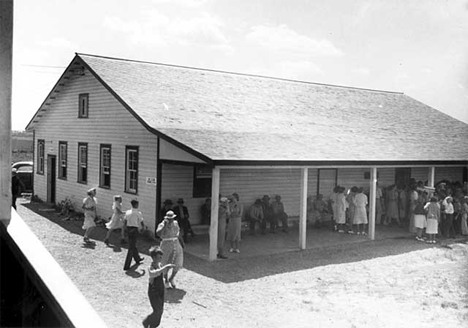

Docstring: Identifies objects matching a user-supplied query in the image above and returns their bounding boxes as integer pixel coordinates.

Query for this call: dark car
[12,161,33,193]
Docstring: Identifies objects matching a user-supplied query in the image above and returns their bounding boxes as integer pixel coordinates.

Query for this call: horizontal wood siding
[32,69,159,231]
[435,167,464,183]
[411,167,429,183]
[161,164,203,224]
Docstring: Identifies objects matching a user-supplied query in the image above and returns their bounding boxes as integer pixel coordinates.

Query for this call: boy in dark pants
[142,246,175,328]
[123,199,145,270]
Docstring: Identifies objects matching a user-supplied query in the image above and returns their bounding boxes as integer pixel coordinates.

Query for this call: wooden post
[299,168,308,249]
[0,0,13,224]
[368,167,377,240]
[428,167,435,188]
[209,167,220,261]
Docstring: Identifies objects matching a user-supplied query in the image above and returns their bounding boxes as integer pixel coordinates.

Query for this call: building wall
[32,68,159,230]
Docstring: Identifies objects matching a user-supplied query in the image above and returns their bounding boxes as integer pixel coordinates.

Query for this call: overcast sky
[12,0,468,130]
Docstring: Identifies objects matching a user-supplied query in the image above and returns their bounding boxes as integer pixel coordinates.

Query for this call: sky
[11,0,468,130]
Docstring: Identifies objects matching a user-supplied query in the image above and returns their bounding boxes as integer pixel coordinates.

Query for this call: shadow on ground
[21,201,468,284]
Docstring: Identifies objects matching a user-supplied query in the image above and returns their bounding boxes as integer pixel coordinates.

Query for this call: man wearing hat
[173,198,195,243]
[261,195,275,233]
[272,195,289,233]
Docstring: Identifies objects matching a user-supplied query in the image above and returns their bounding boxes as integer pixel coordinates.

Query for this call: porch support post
[0,0,13,224]
[299,167,308,249]
[368,167,377,240]
[209,166,220,261]
[428,167,435,188]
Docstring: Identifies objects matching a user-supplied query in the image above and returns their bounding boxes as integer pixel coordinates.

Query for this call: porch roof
[30,53,468,164]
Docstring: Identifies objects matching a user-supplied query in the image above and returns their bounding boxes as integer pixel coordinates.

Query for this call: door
[47,155,56,204]
[395,168,411,189]
[317,169,338,198]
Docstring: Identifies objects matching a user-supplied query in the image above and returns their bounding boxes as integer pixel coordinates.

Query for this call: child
[413,194,427,241]
[142,246,175,328]
[82,188,97,243]
[104,195,126,245]
[424,196,440,244]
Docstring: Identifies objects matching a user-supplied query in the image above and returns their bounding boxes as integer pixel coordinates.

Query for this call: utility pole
[0,0,13,224]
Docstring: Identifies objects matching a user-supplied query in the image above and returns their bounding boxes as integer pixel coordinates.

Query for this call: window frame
[125,146,139,194]
[99,144,111,189]
[192,165,212,198]
[78,93,89,118]
[77,142,88,184]
[58,141,67,179]
[37,139,45,175]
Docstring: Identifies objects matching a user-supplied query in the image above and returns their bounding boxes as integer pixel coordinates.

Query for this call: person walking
[142,246,175,328]
[156,210,184,289]
[123,199,145,271]
[227,193,243,253]
[82,188,97,243]
[104,195,126,245]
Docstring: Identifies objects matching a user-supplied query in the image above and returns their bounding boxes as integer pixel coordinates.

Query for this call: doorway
[47,155,56,204]
[395,168,411,189]
[317,169,338,197]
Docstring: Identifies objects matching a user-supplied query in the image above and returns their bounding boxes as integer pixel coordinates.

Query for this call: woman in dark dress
[142,246,175,328]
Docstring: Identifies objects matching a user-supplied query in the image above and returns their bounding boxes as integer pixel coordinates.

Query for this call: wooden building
[26,54,468,260]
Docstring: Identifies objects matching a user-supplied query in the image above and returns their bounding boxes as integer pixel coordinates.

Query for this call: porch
[186,222,411,260]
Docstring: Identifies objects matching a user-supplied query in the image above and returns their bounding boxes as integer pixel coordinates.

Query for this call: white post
[209,167,220,261]
[0,0,13,224]
[368,167,377,240]
[299,168,308,249]
[428,167,435,188]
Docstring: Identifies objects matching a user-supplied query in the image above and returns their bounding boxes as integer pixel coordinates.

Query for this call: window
[58,141,67,179]
[77,143,88,183]
[78,93,89,118]
[125,146,138,194]
[37,140,44,174]
[193,165,212,198]
[100,145,111,188]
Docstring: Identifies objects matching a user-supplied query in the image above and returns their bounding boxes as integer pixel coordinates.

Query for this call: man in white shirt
[123,199,145,270]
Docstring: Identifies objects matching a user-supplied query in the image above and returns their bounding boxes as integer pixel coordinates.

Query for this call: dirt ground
[17,201,468,328]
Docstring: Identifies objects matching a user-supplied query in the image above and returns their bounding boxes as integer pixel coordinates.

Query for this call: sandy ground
[17,202,468,328]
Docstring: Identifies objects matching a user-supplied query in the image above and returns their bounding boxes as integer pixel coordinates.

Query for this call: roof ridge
[76,52,404,95]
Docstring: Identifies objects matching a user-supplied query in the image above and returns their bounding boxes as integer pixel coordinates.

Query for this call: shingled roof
[29,53,468,164]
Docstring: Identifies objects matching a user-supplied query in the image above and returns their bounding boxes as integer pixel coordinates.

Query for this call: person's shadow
[165,288,186,304]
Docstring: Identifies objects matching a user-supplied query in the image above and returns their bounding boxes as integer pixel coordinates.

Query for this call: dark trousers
[123,227,141,270]
[442,213,455,238]
[249,219,265,234]
[143,284,164,328]
[268,215,278,232]
[178,218,193,241]
[278,213,289,232]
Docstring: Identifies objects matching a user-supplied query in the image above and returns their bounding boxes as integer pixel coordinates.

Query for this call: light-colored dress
[386,188,399,219]
[158,220,183,270]
[461,203,468,235]
[425,202,440,234]
[353,193,368,224]
[82,196,97,230]
[106,201,124,230]
[332,193,347,224]
[227,202,243,242]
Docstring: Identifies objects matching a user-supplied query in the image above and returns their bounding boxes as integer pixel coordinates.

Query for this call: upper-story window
[37,139,45,174]
[58,141,67,179]
[125,146,138,194]
[193,165,212,198]
[100,144,111,188]
[78,93,89,118]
